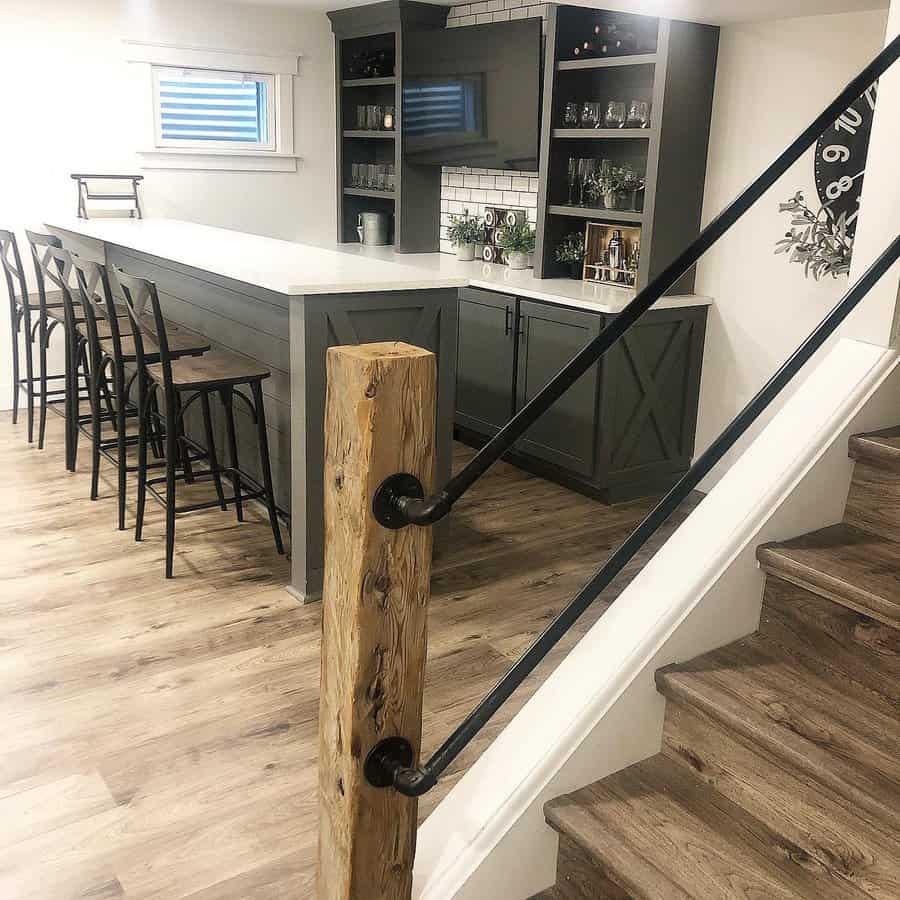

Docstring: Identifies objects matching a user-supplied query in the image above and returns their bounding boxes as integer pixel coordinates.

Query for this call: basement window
[152,67,276,152]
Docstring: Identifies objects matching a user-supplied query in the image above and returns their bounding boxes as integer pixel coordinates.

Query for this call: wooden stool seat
[146,350,270,390]
[100,329,210,363]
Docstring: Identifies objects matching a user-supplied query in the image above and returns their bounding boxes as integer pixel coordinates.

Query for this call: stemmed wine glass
[577,158,597,206]
[580,102,599,129]
[567,157,578,205]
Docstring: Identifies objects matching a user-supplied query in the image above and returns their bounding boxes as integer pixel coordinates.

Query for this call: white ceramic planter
[456,243,476,261]
[507,250,529,270]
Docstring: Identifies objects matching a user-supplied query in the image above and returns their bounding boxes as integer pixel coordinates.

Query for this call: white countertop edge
[44,217,712,313]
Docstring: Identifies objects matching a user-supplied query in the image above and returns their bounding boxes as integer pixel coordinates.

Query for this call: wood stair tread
[849,427,900,471]
[545,754,871,899]
[656,638,900,834]
[757,523,900,628]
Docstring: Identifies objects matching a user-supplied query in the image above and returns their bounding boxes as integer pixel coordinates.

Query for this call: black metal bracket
[364,736,414,788]
[373,473,453,529]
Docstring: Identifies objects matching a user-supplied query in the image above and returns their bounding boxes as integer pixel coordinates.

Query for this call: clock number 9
[826,175,854,200]
[822,144,850,164]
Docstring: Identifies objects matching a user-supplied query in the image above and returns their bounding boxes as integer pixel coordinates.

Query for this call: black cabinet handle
[504,305,512,336]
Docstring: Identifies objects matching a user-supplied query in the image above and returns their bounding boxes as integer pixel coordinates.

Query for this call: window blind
[156,72,269,144]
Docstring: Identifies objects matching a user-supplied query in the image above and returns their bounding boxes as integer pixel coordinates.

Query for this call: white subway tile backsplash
[520,192,537,208]
[455,188,471,202]
[470,188,488,202]
[463,174,481,188]
[476,13,493,24]
[509,8,527,19]
[469,0,490,13]
[479,175,495,189]
[511,176,531,192]
[487,0,505,11]
[492,10,511,21]
[449,173,463,187]
[502,191,521,206]
[494,175,512,190]
[440,238,454,254]
[448,200,465,214]
[528,177,540,193]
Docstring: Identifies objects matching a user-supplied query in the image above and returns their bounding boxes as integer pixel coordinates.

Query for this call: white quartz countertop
[46,217,712,314]
[46,218,469,296]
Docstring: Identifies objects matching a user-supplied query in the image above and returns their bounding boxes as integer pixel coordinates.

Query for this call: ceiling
[237,0,889,23]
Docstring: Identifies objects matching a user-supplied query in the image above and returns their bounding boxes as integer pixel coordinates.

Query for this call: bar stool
[24,230,117,469]
[115,266,284,578]
[70,254,211,531]
[0,228,70,446]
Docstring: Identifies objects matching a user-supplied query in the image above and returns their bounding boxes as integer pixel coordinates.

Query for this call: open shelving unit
[328,0,449,252]
[533,5,719,291]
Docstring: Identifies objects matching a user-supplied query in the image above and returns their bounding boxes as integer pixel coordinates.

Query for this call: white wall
[694,8,888,480]
[0,0,335,410]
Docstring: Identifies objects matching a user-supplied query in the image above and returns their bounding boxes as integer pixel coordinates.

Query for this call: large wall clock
[813,81,877,237]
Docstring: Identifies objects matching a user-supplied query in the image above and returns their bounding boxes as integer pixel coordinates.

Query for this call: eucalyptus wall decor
[775,81,877,281]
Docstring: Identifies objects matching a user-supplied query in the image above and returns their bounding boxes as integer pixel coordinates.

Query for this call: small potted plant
[588,164,639,211]
[448,211,485,261]
[554,232,585,279]
[496,221,536,270]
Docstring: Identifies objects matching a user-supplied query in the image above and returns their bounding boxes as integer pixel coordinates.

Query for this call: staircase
[536,428,900,899]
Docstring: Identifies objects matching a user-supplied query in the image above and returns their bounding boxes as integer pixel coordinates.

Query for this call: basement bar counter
[46,217,711,600]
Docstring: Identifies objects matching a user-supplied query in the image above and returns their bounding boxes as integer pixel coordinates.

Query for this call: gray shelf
[344,187,396,200]
[557,53,657,70]
[548,204,643,224]
[551,128,652,140]
[342,76,396,87]
[343,130,397,139]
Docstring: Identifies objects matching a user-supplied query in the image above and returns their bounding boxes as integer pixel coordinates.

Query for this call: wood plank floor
[0,412,699,899]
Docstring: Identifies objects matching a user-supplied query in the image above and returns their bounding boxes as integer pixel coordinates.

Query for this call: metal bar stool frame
[115,266,284,578]
[0,228,70,447]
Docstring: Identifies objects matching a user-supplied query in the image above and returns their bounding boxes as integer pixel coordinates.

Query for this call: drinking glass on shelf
[577,157,597,206]
[356,106,367,130]
[627,100,651,128]
[563,102,581,128]
[351,163,361,187]
[366,105,380,130]
[386,164,395,193]
[580,101,599,129]
[375,164,387,191]
[567,157,578,205]
[604,100,626,129]
[366,163,377,189]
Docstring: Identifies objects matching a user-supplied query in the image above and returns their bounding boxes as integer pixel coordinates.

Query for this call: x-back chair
[115,266,283,578]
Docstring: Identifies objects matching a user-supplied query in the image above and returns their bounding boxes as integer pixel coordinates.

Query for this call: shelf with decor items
[534,5,719,292]
[329,0,449,251]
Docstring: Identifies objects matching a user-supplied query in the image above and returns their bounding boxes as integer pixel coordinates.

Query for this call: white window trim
[124,40,302,172]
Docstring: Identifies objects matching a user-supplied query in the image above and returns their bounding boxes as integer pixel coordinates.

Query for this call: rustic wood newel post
[317,341,436,900]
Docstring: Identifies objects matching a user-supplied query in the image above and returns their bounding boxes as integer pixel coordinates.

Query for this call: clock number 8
[825,175,854,200]
[821,144,850,164]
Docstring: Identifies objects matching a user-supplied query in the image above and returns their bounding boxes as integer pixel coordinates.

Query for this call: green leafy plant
[586,163,643,201]
[554,232,584,263]
[448,211,485,246]
[496,221,536,254]
[775,191,853,280]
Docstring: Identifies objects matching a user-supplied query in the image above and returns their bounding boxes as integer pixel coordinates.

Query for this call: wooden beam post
[317,341,436,900]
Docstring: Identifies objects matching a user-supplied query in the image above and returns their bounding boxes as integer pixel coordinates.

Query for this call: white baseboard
[413,338,900,900]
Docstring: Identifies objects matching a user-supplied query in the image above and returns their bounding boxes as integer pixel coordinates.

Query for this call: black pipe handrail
[372,33,900,532]
[362,37,900,797]
[375,235,900,796]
